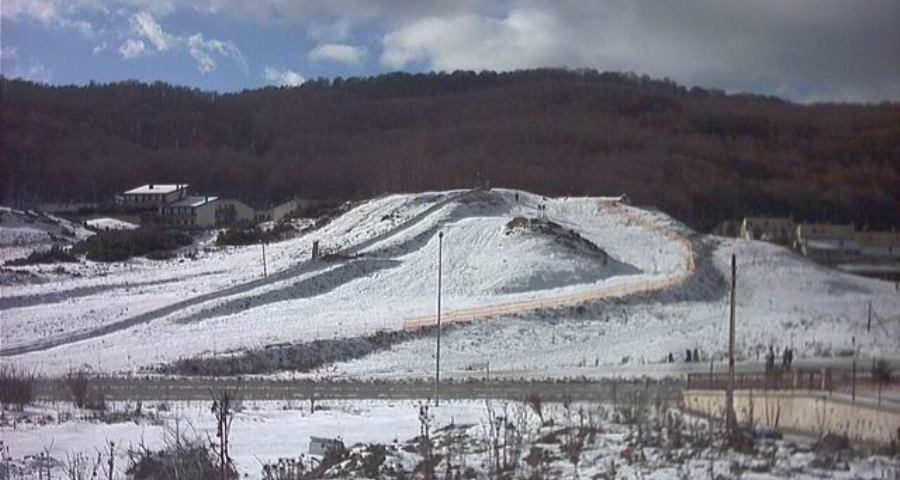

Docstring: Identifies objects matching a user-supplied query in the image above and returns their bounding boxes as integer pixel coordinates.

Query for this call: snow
[84,217,138,231]
[330,236,900,380]
[169,195,217,207]
[0,207,93,264]
[123,184,186,195]
[3,400,897,479]
[1,189,899,379]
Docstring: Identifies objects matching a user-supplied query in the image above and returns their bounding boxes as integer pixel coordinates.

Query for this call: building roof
[169,196,218,208]
[125,184,188,195]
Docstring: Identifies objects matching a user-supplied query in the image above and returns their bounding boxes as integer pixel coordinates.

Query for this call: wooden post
[261,242,268,277]
[726,254,737,434]
[867,302,872,333]
[851,336,856,402]
[435,232,444,407]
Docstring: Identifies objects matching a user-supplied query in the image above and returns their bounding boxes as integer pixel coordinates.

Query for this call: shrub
[0,365,35,409]
[66,369,106,410]
[5,245,78,266]
[71,227,192,262]
[128,436,234,480]
[873,359,893,382]
[215,221,296,246]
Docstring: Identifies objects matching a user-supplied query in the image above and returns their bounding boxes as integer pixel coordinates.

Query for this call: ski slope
[2,189,897,378]
[1,189,687,374]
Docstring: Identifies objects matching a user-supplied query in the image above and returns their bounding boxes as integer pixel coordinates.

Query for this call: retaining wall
[683,389,900,446]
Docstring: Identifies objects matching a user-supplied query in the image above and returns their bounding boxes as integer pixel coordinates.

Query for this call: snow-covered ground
[2,189,685,374]
[0,207,93,264]
[1,189,898,378]
[3,400,897,479]
[330,236,900,380]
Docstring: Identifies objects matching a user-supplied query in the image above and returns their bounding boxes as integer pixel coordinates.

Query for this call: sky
[1,0,898,103]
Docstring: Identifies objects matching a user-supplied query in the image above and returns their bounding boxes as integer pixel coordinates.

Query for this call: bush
[5,245,78,266]
[0,365,34,409]
[71,227,192,262]
[160,329,417,376]
[66,369,106,410]
[128,437,234,480]
[216,221,296,246]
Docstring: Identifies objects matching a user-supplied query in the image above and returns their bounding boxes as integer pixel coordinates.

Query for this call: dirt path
[402,200,696,330]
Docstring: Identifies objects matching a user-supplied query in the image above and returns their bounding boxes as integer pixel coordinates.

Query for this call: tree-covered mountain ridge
[2,69,897,230]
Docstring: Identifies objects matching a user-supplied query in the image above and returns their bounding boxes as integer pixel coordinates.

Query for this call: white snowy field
[3,399,897,479]
[1,189,898,378]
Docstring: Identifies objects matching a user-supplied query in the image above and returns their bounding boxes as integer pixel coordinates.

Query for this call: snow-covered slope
[331,235,900,380]
[2,189,896,378]
[1,189,687,374]
[0,207,93,264]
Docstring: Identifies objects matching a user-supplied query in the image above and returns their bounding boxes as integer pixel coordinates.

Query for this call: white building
[119,184,189,209]
[253,198,300,223]
[160,196,219,227]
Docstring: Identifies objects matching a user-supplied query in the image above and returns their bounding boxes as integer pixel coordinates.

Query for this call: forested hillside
[2,69,898,230]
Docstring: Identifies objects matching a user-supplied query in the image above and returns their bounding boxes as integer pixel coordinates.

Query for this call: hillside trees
[1,69,898,230]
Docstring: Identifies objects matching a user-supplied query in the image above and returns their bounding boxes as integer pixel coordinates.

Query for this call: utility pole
[435,231,444,407]
[261,241,268,277]
[726,254,737,435]
[867,301,872,333]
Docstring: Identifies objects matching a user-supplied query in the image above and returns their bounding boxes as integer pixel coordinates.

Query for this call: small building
[160,196,218,227]
[308,436,344,457]
[213,199,256,226]
[740,216,795,244]
[120,184,189,209]
[252,198,300,223]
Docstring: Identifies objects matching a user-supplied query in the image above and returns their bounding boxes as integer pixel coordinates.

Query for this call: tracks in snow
[0,190,477,357]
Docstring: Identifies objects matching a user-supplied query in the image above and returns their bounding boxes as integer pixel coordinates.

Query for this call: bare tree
[210,384,240,480]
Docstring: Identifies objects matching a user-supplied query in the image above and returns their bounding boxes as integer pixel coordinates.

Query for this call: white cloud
[0,45,50,82]
[7,62,52,83]
[2,0,897,100]
[1,46,19,62]
[2,0,94,36]
[377,1,900,102]
[309,43,365,65]
[113,11,246,73]
[264,66,305,87]
[381,9,566,71]
[129,11,174,51]
[92,42,109,55]
[187,34,246,74]
[118,39,147,59]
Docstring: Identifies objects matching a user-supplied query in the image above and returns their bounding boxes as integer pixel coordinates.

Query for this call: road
[33,377,683,403]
